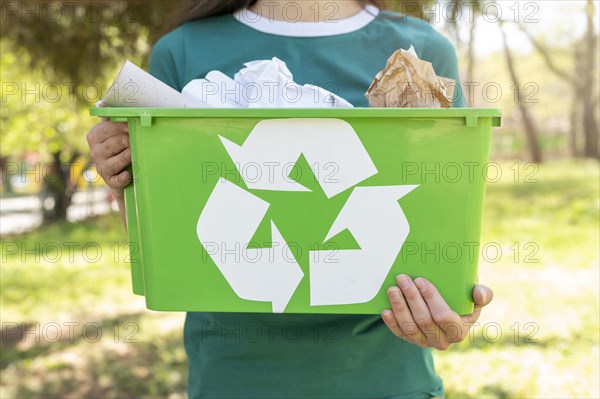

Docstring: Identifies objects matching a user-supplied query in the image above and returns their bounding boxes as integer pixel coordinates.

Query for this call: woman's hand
[382,275,493,350]
[86,118,131,199]
[86,113,131,228]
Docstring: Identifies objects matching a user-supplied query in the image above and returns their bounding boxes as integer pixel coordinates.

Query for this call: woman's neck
[248,0,365,22]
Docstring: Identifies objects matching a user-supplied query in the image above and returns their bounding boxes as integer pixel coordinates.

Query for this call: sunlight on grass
[0,214,188,398]
[1,161,598,398]
[434,160,600,398]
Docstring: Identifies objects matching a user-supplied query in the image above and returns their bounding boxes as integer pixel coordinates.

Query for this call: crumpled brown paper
[365,46,455,108]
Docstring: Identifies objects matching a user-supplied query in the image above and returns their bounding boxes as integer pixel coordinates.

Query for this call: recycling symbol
[197,118,417,313]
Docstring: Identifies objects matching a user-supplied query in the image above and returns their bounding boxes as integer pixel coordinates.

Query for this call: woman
[87,1,493,397]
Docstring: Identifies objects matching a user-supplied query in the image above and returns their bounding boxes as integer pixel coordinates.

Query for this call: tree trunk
[569,96,580,157]
[40,151,79,223]
[518,22,583,159]
[570,41,586,157]
[582,0,599,159]
[0,156,13,194]
[500,25,543,163]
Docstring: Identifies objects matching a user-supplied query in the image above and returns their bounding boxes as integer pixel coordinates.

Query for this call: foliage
[0,40,91,158]
[0,0,436,96]
[0,1,165,101]
[1,1,167,216]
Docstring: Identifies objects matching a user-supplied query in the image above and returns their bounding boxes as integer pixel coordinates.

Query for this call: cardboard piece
[365,46,455,108]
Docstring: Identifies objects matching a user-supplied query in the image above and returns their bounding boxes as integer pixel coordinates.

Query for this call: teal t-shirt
[149,7,465,398]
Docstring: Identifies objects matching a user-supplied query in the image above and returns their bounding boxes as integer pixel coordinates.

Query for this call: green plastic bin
[90,107,501,315]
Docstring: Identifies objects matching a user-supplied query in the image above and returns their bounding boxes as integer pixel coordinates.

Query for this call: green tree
[0,41,92,220]
[1,1,169,222]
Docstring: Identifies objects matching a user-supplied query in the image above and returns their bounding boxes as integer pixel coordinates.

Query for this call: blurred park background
[1,0,598,397]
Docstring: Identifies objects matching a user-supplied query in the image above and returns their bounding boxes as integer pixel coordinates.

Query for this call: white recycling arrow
[309,185,418,306]
[219,118,377,198]
[197,178,304,313]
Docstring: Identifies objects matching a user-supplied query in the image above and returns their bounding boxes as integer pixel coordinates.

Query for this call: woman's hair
[162,0,388,34]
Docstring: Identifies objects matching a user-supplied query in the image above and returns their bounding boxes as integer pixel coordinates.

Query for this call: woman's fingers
[381,309,423,346]
[413,277,465,343]
[101,146,131,180]
[473,284,494,306]
[87,120,128,145]
[395,275,448,350]
[93,133,130,160]
[107,169,132,190]
[385,286,428,347]
[462,285,494,325]
[383,276,494,350]
[86,119,132,191]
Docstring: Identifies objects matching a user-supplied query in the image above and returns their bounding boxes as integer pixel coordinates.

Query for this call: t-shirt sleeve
[420,28,466,108]
[148,29,184,91]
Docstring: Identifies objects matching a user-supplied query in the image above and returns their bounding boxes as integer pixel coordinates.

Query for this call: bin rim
[91,107,500,119]
[90,107,501,128]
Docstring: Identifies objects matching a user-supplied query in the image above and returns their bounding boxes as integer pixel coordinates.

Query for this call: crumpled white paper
[184,57,352,108]
[101,58,353,108]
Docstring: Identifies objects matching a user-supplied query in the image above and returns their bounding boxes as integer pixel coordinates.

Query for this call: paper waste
[365,45,455,108]
[101,58,352,108]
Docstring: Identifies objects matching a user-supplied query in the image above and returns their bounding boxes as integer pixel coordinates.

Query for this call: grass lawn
[1,160,598,398]
[436,160,599,398]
